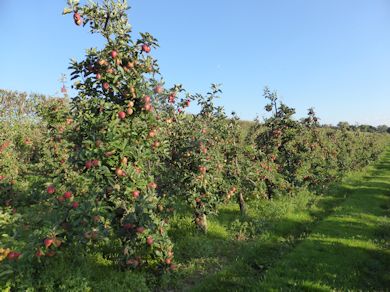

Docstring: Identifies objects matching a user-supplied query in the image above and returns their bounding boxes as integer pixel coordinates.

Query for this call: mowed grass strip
[256,148,390,291]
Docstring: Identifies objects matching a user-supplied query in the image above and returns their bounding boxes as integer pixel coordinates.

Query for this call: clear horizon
[0,0,389,126]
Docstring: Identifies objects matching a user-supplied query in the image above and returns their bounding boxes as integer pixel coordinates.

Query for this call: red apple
[146,236,154,246]
[118,111,126,119]
[96,73,102,80]
[110,50,118,59]
[127,108,133,115]
[148,182,157,189]
[36,249,44,257]
[63,191,72,199]
[136,226,145,233]
[92,159,100,167]
[132,190,140,199]
[73,13,83,26]
[115,168,126,177]
[123,223,133,230]
[72,202,79,209]
[154,85,163,94]
[44,238,54,248]
[142,44,151,53]
[7,251,21,261]
[144,104,153,112]
[47,185,56,194]
[85,160,93,169]
[143,95,151,103]
[103,82,110,91]
[57,196,65,202]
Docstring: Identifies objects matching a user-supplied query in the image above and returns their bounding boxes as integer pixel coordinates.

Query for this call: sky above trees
[1,0,389,126]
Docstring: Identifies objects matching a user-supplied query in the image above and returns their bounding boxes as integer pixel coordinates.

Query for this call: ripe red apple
[144,104,153,112]
[73,13,83,26]
[186,100,190,107]
[118,111,126,119]
[198,166,207,174]
[123,223,133,230]
[47,185,56,194]
[126,61,134,69]
[92,159,100,167]
[144,95,151,103]
[63,191,72,199]
[57,196,65,202]
[72,202,79,209]
[154,85,163,94]
[152,141,160,149]
[44,238,54,248]
[115,168,126,177]
[142,44,151,53]
[96,73,102,80]
[36,249,44,257]
[165,258,172,265]
[85,160,93,169]
[132,190,140,199]
[73,12,81,21]
[146,236,154,246]
[136,226,145,234]
[148,182,157,189]
[7,251,21,261]
[148,129,157,138]
[168,95,175,103]
[110,50,118,59]
[103,82,110,91]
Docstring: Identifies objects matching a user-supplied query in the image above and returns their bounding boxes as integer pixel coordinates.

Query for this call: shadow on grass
[177,158,390,291]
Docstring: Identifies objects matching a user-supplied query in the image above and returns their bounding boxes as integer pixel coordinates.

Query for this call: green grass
[4,150,390,291]
[255,150,390,291]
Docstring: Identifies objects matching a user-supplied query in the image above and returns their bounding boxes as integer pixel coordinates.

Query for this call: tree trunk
[195,213,208,233]
[238,192,246,216]
[265,179,273,200]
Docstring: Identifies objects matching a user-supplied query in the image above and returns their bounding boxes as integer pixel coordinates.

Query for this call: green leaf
[63,7,73,15]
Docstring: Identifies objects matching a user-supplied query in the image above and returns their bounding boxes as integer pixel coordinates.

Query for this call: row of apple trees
[0,0,387,285]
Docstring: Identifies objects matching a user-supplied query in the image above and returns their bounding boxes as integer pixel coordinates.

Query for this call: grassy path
[256,149,390,291]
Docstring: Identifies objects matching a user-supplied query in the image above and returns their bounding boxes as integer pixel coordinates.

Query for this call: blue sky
[1,0,389,125]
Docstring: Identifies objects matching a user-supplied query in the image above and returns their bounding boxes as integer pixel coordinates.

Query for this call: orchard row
[0,0,387,279]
